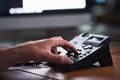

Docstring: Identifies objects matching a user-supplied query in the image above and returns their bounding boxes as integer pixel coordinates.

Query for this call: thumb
[48,54,72,64]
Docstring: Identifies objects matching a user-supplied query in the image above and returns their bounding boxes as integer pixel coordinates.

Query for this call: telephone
[48,33,113,70]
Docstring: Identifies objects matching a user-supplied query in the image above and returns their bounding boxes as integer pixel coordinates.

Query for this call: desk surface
[0,41,120,80]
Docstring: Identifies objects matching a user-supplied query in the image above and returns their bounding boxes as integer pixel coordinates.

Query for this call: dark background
[0,0,119,48]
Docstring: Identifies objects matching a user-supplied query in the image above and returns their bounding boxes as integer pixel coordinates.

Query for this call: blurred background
[0,0,119,48]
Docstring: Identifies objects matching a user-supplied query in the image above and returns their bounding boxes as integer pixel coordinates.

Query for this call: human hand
[16,36,77,64]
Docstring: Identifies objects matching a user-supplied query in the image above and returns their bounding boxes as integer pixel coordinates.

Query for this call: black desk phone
[49,33,113,70]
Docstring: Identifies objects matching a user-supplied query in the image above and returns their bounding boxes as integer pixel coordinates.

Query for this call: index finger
[53,40,78,53]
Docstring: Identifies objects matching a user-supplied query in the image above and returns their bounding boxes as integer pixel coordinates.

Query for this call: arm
[0,37,77,71]
[0,47,21,70]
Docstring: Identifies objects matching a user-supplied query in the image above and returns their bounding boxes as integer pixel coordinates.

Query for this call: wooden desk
[0,41,120,80]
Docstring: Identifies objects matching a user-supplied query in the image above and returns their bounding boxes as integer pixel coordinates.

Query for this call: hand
[15,36,77,64]
[0,37,77,70]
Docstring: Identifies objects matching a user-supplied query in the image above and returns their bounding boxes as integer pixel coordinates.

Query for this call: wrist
[0,47,22,70]
[12,43,34,62]
[2,47,21,61]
